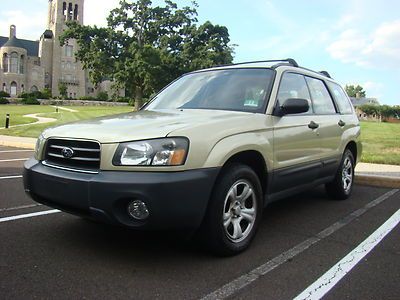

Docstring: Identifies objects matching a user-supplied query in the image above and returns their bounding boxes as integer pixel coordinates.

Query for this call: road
[0,146,399,299]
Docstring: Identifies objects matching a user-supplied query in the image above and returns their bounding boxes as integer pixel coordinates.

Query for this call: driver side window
[277,73,312,114]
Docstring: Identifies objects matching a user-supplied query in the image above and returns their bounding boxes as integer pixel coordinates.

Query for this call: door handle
[308,121,319,129]
[338,120,346,127]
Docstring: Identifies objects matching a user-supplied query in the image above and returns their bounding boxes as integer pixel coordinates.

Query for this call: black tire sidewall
[203,163,263,255]
[326,149,355,200]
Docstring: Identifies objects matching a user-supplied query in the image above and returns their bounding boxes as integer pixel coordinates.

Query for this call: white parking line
[0,150,34,153]
[0,158,29,162]
[0,209,61,223]
[0,175,23,180]
[201,189,399,300]
[294,208,400,300]
[0,204,42,212]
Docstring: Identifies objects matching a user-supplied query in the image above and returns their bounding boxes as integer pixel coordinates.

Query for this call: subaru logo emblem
[61,147,74,159]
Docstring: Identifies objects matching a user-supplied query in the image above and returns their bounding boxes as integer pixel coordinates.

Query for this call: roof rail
[231,58,299,68]
[319,71,331,78]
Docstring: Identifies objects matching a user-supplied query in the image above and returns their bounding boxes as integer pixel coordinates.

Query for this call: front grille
[44,139,100,172]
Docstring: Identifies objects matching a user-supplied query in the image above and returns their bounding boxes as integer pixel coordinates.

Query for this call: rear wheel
[200,163,263,256]
[325,149,355,200]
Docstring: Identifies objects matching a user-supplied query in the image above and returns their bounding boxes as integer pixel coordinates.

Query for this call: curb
[355,174,400,189]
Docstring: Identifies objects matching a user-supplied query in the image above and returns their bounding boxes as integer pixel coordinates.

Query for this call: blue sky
[1,0,399,104]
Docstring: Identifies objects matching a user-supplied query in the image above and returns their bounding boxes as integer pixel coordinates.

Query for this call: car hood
[43,109,261,143]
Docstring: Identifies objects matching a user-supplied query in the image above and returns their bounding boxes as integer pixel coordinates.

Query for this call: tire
[199,163,263,256]
[325,149,355,200]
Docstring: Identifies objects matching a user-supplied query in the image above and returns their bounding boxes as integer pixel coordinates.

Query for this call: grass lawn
[0,105,133,138]
[360,121,400,165]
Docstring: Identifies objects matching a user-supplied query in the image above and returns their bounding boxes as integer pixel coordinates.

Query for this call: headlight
[35,133,46,160]
[113,138,189,166]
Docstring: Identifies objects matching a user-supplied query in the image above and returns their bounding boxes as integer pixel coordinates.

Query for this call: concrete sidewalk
[0,135,36,149]
[1,134,399,188]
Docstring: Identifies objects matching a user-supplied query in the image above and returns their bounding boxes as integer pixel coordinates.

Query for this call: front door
[271,72,321,193]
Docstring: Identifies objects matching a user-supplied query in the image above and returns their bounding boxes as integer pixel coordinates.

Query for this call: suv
[24,59,361,255]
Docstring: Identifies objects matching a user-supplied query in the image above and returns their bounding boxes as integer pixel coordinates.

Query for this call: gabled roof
[0,36,39,56]
[350,97,380,107]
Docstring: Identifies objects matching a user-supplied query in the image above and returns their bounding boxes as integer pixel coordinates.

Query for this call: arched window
[68,3,73,20]
[10,52,19,74]
[30,86,38,92]
[2,53,8,72]
[74,4,78,20]
[2,83,6,92]
[63,2,67,20]
[21,84,25,93]
[20,55,25,74]
[10,81,17,97]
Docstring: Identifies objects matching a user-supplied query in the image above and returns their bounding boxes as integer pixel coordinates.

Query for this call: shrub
[0,91,10,97]
[21,98,40,105]
[0,97,9,104]
[79,96,97,101]
[116,97,131,103]
[97,91,109,101]
[41,88,52,99]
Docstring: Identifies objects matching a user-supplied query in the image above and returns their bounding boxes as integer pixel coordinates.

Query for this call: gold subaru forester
[24,59,362,255]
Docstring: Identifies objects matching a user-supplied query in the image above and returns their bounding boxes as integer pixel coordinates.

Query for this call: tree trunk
[134,86,143,111]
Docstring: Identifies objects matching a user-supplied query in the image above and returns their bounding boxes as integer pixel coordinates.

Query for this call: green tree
[58,83,68,99]
[60,0,234,110]
[359,104,380,116]
[345,84,366,98]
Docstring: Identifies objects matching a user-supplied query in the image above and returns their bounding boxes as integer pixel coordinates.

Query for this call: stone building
[350,95,381,121]
[0,0,115,99]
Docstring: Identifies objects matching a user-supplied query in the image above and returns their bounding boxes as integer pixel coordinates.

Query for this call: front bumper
[23,158,219,230]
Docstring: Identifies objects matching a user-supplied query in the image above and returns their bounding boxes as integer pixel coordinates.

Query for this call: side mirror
[279,98,309,115]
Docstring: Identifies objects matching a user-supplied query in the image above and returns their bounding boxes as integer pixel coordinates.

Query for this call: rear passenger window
[277,73,312,114]
[327,82,353,114]
[305,77,336,114]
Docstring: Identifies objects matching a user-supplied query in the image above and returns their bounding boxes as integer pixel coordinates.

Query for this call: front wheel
[199,163,263,256]
[325,149,355,200]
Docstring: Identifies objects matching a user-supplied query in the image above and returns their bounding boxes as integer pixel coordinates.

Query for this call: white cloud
[0,10,47,40]
[327,19,400,68]
[363,81,384,98]
[84,0,120,27]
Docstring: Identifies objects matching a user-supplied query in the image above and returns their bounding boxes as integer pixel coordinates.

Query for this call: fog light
[127,200,149,220]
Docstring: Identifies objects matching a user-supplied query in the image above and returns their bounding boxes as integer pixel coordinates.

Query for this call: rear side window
[305,77,337,114]
[327,82,353,114]
[277,73,312,114]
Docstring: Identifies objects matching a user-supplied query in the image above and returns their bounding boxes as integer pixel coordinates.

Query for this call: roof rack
[231,58,299,68]
[319,71,331,78]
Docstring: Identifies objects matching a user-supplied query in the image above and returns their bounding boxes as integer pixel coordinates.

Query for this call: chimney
[356,92,361,99]
[9,25,16,39]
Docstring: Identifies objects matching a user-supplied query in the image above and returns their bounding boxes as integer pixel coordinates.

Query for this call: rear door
[305,76,343,177]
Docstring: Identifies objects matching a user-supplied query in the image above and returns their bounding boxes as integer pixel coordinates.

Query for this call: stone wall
[38,99,129,106]
[4,98,129,106]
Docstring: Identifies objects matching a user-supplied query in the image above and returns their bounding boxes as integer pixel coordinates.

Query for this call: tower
[46,0,86,98]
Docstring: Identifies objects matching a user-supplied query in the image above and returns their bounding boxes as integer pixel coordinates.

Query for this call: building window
[63,2,67,21]
[68,3,73,20]
[65,45,73,57]
[10,52,19,73]
[20,55,25,74]
[21,84,24,93]
[74,4,78,21]
[2,53,8,72]
[30,86,38,92]
[2,83,6,92]
[10,82,17,97]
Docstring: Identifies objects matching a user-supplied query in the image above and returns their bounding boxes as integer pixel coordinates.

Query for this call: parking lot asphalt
[0,146,399,300]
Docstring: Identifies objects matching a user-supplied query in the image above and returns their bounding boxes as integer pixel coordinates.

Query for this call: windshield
[145,68,275,113]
